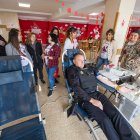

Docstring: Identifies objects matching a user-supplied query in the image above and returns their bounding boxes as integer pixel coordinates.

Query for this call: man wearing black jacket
[26,33,45,85]
[67,53,136,140]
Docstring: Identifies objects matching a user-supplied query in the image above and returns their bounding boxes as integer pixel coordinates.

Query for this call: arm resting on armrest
[96,75,131,93]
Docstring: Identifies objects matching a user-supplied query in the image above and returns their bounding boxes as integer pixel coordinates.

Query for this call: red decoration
[55,0,59,2]
[74,11,78,16]
[96,16,98,24]
[67,8,72,13]
[101,12,104,17]
[86,15,89,20]
[61,2,64,7]
[19,20,49,45]
[121,20,125,26]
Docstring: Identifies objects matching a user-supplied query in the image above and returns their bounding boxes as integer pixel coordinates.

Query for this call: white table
[99,68,140,121]
[99,67,136,82]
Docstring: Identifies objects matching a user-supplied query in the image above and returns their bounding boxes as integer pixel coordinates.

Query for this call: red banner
[19,20,49,45]
[19,19,139,45]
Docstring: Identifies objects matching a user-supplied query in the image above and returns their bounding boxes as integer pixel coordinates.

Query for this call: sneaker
[41,79,46,84]
[48,85,56,89]
[48,90,53,97]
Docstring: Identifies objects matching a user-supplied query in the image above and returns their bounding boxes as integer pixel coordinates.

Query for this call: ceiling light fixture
[18,3,30,8]
[89,12,98,16]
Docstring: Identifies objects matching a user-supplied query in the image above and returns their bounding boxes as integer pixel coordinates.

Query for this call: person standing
[25,33,45,85]
[96,29,115,70]
[50,27,61,83]
[118,29,140,72]
[44,34,61,96]
[63,26,78,53]
[5,28,32,72]
[0,35,7,56]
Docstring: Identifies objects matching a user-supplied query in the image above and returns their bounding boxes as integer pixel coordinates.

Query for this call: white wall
[0,12,19,41]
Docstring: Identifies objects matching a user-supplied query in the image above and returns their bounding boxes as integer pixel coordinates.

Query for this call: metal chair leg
[84,117,100,140]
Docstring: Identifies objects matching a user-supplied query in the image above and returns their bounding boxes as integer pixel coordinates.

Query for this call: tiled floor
[37,50,140,140]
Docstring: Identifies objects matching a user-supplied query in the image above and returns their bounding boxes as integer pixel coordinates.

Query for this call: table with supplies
[99,67,136,82]
[99,67,140,122]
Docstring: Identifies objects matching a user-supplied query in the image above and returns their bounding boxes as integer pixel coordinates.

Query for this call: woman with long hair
[63,26,78,53]
[25,32,45,85]
[96,29,115,70]
[5,28,32,72]
[44,33,61,96]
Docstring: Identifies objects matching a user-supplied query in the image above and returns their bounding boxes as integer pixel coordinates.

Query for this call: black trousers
[33,62,44,83]
[80,91,135,140]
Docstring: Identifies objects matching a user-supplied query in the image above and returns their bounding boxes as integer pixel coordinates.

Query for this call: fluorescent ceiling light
[69,16,96,20]
[19,3,30,8]
[89,12,98,16]
[58,18,88,23]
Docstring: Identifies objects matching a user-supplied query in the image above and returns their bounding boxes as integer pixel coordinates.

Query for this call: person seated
[66,53,136,140]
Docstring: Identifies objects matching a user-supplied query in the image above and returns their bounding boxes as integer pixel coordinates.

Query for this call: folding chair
[0,56,47,140]
[62,49,100,140]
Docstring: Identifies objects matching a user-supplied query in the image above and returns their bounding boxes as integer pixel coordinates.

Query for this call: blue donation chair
[62,49,100,140]
[0,55,47,140]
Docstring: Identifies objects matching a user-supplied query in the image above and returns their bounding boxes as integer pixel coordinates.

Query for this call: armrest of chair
[96,78,116,93]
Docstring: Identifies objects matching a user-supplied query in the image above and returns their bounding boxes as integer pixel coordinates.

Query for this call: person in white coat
[63,26,78,53]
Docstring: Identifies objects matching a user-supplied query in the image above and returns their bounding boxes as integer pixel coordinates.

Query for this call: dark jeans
[80,91,135,140]
[96,57,109,70]
[33,63,44,83]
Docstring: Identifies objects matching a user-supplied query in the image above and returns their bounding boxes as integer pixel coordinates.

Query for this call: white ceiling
[0,0,139,23]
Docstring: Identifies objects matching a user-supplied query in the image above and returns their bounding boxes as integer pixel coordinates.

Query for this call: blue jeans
[96,57,109,70]
[46,65,57,90]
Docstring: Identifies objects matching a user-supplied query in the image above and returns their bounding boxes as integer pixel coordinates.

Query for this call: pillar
[102,0,136,65]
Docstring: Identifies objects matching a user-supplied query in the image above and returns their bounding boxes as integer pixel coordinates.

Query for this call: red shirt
[47,44,61,68]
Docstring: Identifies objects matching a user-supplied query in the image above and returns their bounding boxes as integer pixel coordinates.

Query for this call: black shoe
[55,78,59,84]
[48,85,56,89]
[35,82,38,85]
[48,90,53,97]
[41,79,46,84]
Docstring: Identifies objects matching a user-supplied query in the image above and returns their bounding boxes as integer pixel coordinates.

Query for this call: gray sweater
[5,43,33,64]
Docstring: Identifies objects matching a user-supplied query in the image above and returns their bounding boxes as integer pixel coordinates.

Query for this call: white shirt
[63,38,78,53]
[44,45,52,65]
[100,40,115,61]
[19,44,29,66]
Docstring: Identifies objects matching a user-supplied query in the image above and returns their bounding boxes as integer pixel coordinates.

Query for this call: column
[102,0,136,65]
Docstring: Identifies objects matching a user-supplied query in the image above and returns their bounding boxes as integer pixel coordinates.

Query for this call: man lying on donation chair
[66,53,137,140]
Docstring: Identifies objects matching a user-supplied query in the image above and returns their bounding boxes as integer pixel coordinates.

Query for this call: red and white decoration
[19,19,103,44]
